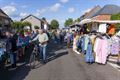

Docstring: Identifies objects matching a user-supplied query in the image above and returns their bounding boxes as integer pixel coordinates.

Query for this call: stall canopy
[80,19,120,25]
[79,19,92,25]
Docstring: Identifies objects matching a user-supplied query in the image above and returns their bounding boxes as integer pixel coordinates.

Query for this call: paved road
[1,41,120,80]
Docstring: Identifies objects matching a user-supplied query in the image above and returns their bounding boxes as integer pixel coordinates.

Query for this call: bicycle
[29,41,40,69]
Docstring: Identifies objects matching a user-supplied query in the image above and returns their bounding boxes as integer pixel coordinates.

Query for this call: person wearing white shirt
[32,29,49,63]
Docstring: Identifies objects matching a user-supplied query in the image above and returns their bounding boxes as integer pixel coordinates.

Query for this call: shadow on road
[47,41,68,62]
[0,62,30,80]
[0,45,33,80]
[0,41,68,80]
[32,41,68,69]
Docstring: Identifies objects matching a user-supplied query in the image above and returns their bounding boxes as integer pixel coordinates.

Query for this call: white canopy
[79,19,92,25]
[24,26,30,30]
[94,20,120,23]
[80,19,120,25]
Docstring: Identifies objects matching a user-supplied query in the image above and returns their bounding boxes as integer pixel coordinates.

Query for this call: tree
[111,13,120,20]
[64,18,73,27]
[12,21,32,31]
[111,13,120,31]
[22,21,31,28]
[42,17,46,21]
[34,25,39,29]
[50,19,59,29]
[12,21,23,29]
[74,18,80,23]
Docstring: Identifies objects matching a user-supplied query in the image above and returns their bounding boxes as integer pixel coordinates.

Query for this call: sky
[0,0,120,27]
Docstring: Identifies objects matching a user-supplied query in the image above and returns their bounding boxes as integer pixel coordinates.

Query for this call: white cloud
[60,0,69,3]
[1,5,17,16]
[68,7,75,13]
[21,5,27,8]
[35,8,48,17]
[50,3,61,12]
[35,3,61,16]
[20,12,29,18]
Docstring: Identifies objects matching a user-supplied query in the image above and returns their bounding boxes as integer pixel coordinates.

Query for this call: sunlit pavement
[1,42,120,80]
[108,56,120,72]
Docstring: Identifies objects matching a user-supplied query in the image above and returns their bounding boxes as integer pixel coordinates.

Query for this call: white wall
[22,16,41,30]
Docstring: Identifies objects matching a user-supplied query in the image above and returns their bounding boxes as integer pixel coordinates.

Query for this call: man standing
[10,31,18,67]
[6,31,17,68]
[32,29,49,63]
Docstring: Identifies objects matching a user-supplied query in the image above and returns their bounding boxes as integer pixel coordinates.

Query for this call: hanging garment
[73,36,79,51]
[76,37,81,49]
[73,35,80,54]
[98,24,107,33]
[85,40,94,63]
[110,36,120,55]
[84,35,89,51]
[77,36,84,53]
[91,23,98,32]
[90,35,96,46]
[94,38,109,64]
[81,36,85,54]
[94,38,100,63]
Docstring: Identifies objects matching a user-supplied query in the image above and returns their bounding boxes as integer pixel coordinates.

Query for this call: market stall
[72,19,120,64]
[80,19,120,25]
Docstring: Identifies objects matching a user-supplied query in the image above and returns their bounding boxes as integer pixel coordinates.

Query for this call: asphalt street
[1,41,120,80]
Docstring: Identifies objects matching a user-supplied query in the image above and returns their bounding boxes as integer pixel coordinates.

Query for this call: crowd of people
[0,28,67,69]
[1,24,120,69]
[8,29,53,67]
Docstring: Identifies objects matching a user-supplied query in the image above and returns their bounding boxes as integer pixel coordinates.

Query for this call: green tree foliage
[12,21,32,31]
[64,18,73,27]
[42,17,46,21]
[74,18,80,23]
[111,13,120,20]
[111,13,120,30]
[50,19,59,29]
[12,21,23,29]
[22,22,31,28]
[34,25,39,29]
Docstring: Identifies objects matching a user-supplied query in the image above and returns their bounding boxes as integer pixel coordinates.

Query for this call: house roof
[0,9,12,19]
[93,4,120,16]
[84,6,101,19]
[21,14,41,21]
[80,6,101,20]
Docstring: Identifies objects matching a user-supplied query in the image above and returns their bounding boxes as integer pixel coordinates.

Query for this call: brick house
[80,6,101,20]
[80,5,120,31]
[0,9,12,30]
[92,5,120,20]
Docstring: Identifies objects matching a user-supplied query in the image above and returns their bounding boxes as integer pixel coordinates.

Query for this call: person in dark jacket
[6,31,18,68]
[11,32,18,67]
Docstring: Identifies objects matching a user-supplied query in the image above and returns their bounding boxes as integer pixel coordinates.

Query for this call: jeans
[54,38,58,43]
[39,45,47,62]
[9,53,16,65]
